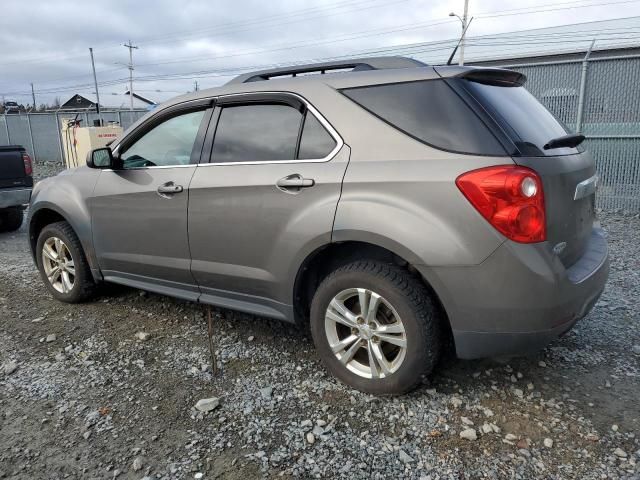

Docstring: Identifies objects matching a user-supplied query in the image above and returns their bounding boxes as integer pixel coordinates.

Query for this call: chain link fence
[0,110,147,164]
[495,54,640,212]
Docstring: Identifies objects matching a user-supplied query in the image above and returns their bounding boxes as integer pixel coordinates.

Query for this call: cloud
[1,0,638,105]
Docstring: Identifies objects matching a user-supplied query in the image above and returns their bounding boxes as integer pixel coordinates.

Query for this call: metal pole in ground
[31,83,36,110]
[576,39,596,134]
[459,0,469,66]
[55,111,64,164]
[26,112,36,160]
[89,48,103,126]
[123,40,138,112]
[206,306,218,377]
[3,114,10,144]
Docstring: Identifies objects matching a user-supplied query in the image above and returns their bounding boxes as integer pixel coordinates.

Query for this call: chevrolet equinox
[28,57,609,394]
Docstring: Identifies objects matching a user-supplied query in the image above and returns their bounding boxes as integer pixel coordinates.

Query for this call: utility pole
[89,48,102,125]
[194,80,199,92]
[459,0,469,66]
[123,40,138,111]
[30,83,36,111]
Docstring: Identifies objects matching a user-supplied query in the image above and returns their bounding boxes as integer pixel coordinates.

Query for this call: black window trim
[200,91,343,166]
[340,78,513,158]
[111,98,214,170]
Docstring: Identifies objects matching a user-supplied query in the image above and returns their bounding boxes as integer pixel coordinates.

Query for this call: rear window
[458,79,582,156]
[341,80,506,156]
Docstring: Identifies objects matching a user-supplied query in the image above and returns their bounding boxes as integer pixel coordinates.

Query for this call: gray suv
[28,57,609,394]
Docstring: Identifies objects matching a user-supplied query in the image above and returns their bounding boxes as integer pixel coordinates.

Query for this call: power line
[4,14,640,97]
[477,0,640,18]
[0,0,400,68]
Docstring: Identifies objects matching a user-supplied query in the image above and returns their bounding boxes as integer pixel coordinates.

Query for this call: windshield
[459,79,582,156]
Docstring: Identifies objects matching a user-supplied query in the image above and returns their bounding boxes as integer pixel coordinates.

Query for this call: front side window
[341,80,506,156]
[120,110,205,168]
[212,104,302,163]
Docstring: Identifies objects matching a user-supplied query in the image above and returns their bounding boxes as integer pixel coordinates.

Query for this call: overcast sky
[2,0,640,106]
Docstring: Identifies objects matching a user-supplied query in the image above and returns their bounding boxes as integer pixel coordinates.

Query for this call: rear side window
[298,113,337,159]
[341,80,506,156]
[458,79,581,156]
[212,104,301,162]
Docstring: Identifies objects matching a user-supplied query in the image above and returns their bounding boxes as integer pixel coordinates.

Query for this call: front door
[91,103,211,299]
[188,94,349,320]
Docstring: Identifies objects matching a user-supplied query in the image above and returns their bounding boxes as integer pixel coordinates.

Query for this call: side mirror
[87,147,114,169]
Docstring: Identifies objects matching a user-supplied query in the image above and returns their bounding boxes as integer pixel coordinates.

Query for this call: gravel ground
[1,163,639,479]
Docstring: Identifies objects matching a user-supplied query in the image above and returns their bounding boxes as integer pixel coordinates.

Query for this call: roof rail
[226,56,427,84]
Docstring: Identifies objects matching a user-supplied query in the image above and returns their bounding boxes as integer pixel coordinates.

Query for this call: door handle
[276,174,315,192]
[157,182,183,196]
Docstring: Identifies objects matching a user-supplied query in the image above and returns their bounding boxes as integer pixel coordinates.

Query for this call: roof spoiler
[226,56,427,85]
[456,68,527,87]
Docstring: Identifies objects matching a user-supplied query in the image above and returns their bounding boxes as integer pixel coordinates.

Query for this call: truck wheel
[310,261,442,395]
[0,207,24,232]
[36,221,96,303]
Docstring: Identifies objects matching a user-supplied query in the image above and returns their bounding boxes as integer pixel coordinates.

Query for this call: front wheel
[310,261,442,395]
[36,221,96,303]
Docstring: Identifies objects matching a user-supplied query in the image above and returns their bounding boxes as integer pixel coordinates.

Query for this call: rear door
[90,101,212,298]
[188,93,348,319]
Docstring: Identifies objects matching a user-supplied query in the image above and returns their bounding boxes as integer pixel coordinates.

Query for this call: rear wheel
[0,207,23,232]
[36,221,96,303]
[310,261,441,395]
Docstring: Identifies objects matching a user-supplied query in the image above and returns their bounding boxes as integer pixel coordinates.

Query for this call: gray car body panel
[28,168,102,276]
[28,59,609,359]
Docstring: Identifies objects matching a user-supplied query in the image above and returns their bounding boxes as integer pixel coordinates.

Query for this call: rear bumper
[0,188,31,208]
[417,227,609,359]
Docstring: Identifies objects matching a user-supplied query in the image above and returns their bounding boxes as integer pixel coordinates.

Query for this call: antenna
[447,17,474,66]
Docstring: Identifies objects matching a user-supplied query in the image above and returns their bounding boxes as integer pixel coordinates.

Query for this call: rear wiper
[543,133,585,150]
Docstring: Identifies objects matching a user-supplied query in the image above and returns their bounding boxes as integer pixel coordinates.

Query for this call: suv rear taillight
[456,165,546,243]
[22,153,33,176]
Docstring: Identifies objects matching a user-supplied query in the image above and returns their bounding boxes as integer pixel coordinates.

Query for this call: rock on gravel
[543,438,554,448]
[135,331,151,341]
[195,397,220,412]
[306,432,315,444]
[132,456,144,471]
[459,428,477,441]
[613,448,627,458]
[398,449,414,464]
[259,386,273,399]
[2,360,18,375]
[45,334,56,342]
[632,344,640,356]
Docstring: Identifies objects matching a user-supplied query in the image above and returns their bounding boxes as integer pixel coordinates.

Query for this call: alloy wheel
[41,236,76,294]
[324,288,407,379]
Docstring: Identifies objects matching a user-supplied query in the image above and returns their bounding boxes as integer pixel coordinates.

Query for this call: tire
[310,261,442,395]
[36,221,96,303]
[0,207,24,233]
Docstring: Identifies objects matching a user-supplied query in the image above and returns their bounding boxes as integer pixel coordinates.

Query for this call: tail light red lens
[22,153,33,176]
[456,165,546,243]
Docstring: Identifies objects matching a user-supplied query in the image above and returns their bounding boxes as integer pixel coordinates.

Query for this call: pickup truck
[0,145,33,232]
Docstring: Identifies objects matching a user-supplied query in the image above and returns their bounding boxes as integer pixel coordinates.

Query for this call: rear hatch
[0,145,32,189]
[450,71,596,267]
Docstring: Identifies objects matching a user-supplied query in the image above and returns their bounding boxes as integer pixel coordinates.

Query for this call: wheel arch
[29,204,101,282]
[293,240,451,337]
